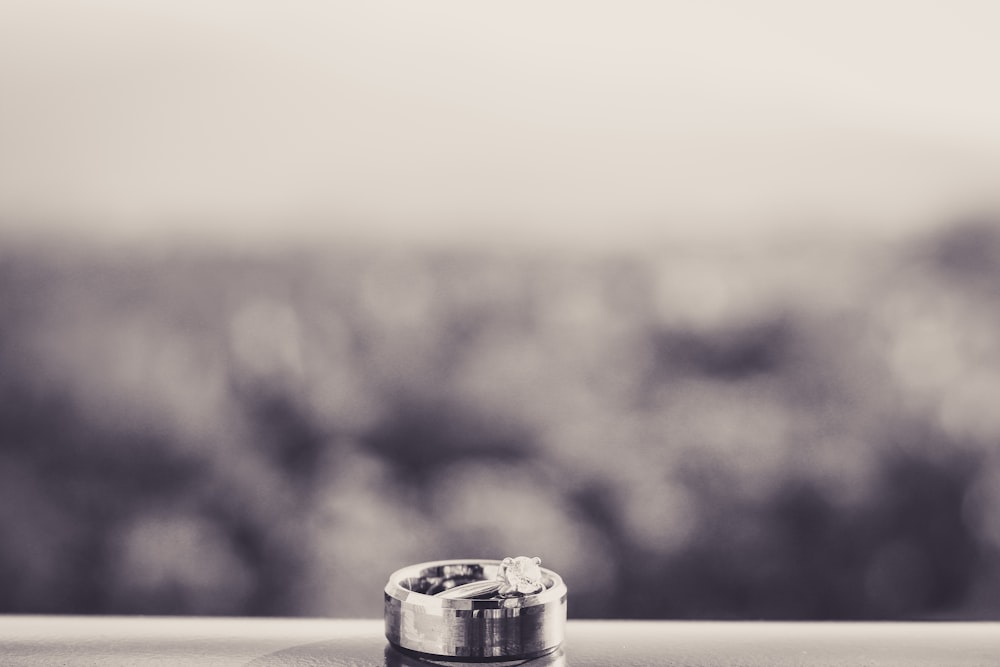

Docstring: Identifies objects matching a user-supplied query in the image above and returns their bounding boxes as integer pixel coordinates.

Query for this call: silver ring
[384,557,568,660]
[436,556,546,600]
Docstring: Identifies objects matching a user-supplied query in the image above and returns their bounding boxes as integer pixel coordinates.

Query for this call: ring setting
[435,556,545,599]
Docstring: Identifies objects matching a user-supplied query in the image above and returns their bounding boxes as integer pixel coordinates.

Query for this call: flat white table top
[1,616,998,666]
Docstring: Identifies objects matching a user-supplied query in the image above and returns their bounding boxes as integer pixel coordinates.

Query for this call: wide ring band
[384,559,568,660]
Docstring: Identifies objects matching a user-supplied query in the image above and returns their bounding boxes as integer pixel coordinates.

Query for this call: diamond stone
[498,556,544,596]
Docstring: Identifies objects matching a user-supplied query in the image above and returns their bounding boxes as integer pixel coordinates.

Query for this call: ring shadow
[244,639,565,667]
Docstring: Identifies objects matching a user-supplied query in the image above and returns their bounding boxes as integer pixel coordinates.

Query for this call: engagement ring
[435,556,545,600]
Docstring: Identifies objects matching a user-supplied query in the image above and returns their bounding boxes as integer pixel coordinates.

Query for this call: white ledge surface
[1,616,999,666]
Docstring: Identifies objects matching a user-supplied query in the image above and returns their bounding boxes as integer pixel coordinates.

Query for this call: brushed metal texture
[384,559,568,659]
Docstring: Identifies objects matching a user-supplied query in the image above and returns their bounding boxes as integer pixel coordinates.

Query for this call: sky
[1,0,999,249]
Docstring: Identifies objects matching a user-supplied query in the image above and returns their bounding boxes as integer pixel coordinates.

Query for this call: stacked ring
[384,557,568,660]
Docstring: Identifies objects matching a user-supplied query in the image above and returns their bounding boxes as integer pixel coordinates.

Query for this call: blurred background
[2,0,1000,620]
